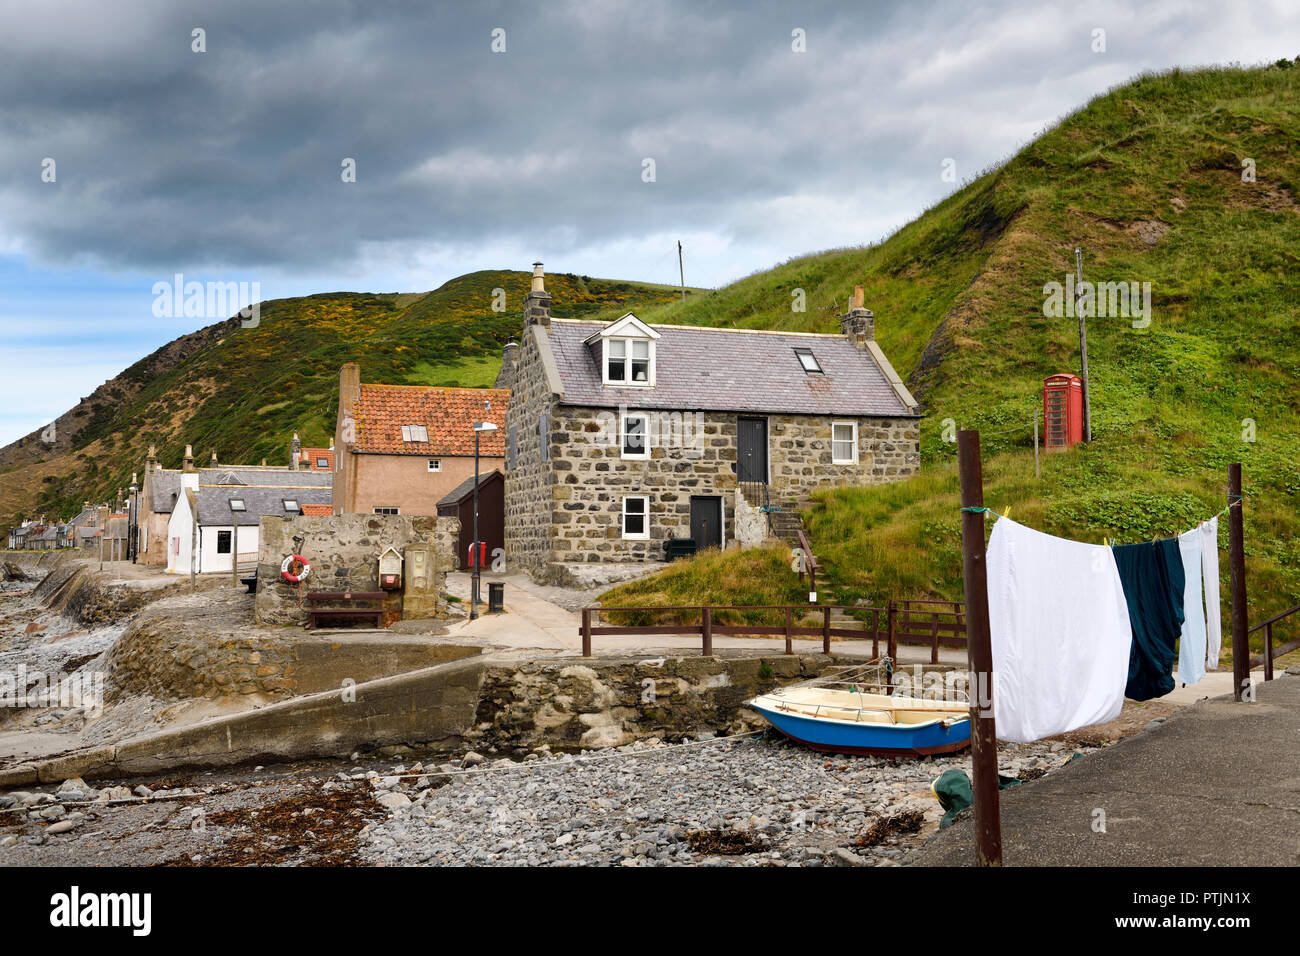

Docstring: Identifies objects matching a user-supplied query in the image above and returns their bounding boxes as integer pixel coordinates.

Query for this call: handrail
[1248,601,1300,681]
[1248,602,1300,633]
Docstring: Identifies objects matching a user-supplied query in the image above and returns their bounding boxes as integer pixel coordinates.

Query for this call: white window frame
[831,421,858,464]
[620,411,651,460]
[621,496,650,540]
[604,337,655,387]
[427,459,441,472]
[400,425,428,442]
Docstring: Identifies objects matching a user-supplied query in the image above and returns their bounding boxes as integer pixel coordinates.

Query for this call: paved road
[908,672,1300,866]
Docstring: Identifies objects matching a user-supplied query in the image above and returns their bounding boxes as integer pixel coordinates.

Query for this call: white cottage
[166,468,332,574]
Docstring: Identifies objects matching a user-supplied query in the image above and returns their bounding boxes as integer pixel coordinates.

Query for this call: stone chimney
[183,444,195,472]
[840,285,874,347]
[495,341,520,389]
[523,262,551,329]
[209,449,219,467]
[328,437,334,451]
[145,444,157,474]
[290,431,301,470]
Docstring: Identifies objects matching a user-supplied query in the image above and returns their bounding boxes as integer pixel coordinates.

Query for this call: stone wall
[469,654,888,752]
[105,611,482,702]
[254,513,458,626]
[530,408,919,570]
[503,325,559,572]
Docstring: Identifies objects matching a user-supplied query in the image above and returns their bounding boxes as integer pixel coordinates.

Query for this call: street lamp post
[470,419,498,620]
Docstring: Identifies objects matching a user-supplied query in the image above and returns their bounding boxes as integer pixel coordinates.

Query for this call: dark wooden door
[690,496,723,550]
[737,417,768,483]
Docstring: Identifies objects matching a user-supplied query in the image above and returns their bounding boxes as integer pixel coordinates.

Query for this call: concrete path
[908,671,1300,866]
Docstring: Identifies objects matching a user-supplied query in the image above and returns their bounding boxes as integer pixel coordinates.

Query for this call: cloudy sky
[1,0,1297,446]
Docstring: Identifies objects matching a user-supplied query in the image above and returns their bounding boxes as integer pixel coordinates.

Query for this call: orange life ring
[281,554,311,583]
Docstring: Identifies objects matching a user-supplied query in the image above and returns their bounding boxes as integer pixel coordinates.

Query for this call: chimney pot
[523,262,552,328]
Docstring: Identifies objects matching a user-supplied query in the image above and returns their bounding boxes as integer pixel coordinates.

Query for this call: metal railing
[1248,601,1300,681]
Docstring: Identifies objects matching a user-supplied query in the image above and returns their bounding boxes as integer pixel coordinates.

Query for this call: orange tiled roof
[301,504,333,516]
[354,385,509,456]
[300,447,334,470]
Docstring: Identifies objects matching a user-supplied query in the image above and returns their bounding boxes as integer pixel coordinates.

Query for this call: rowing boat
[747,686,971,758]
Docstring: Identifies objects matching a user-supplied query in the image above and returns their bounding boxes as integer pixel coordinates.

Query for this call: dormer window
[400,425,428,442]
[591,312,659,387]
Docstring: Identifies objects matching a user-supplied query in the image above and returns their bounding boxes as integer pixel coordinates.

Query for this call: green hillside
[5,271,696,520]
[604,63,1300,652]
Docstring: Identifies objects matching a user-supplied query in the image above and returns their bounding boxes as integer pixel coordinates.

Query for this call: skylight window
[401,425,428,442]
[228,498,246,511]
[283,499,300,513]
[794,347,822,373]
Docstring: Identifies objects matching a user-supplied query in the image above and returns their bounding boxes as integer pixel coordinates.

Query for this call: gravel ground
[358,732,1085,867]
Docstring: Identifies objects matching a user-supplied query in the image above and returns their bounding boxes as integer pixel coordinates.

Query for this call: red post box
[1043,374,1083,450]
[466,540,488,569]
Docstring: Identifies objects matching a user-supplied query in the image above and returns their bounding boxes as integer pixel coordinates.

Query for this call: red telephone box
[1043,374,1083,450]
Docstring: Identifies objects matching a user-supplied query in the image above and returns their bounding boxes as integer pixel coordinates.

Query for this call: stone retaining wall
[254,513,458,626]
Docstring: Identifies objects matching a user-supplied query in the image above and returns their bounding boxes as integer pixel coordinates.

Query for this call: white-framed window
[427,459,441,472]
[620,411,650,459]
[374,506,400,515]
[622,496,649,540]
[400,425,428,442]
[605,337,654,386]
[831,421,858,464]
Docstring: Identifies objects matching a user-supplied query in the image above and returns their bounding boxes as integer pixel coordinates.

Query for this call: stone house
[332,364,509,517]
[497,263,920,580]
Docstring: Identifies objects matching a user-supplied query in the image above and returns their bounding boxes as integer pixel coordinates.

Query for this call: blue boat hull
[751,701,971,758]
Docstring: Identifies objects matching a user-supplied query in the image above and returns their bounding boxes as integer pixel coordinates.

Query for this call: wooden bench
[304,591,386,630]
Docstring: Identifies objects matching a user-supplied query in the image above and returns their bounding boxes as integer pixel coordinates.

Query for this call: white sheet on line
[986,516,1132,743]
[1201,517,1222,667]
[1175,528,1207,686]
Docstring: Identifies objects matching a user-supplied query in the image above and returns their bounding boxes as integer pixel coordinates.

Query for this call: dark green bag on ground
[931,768,1024,829]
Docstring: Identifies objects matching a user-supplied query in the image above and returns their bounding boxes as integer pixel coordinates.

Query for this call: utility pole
[677,240,685,302]
[1033,408,1040,479]
[1075,248,1093,442]
[958,430,1002,866]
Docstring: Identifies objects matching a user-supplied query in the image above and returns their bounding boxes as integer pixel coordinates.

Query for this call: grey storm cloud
[0,0,1297,276]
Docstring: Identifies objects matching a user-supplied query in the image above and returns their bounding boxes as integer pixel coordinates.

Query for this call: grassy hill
[0,271,697,522]
[603,63,1300,654]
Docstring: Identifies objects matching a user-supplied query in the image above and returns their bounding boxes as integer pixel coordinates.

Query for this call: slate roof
[437,469,503,508]
[200,467,330,487]
[196,484,333,526]
[547,319,917,417]
[148,470,183,512]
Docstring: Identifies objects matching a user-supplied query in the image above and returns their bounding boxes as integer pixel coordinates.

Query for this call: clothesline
[960,497,1241,545]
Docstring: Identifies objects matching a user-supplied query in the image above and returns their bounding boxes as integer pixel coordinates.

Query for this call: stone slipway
[0,654,489,786]
[908,673,1300,866]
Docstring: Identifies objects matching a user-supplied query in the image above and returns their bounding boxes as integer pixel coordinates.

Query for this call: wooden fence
[1248,601,1300,681]
[579,599,966,659]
